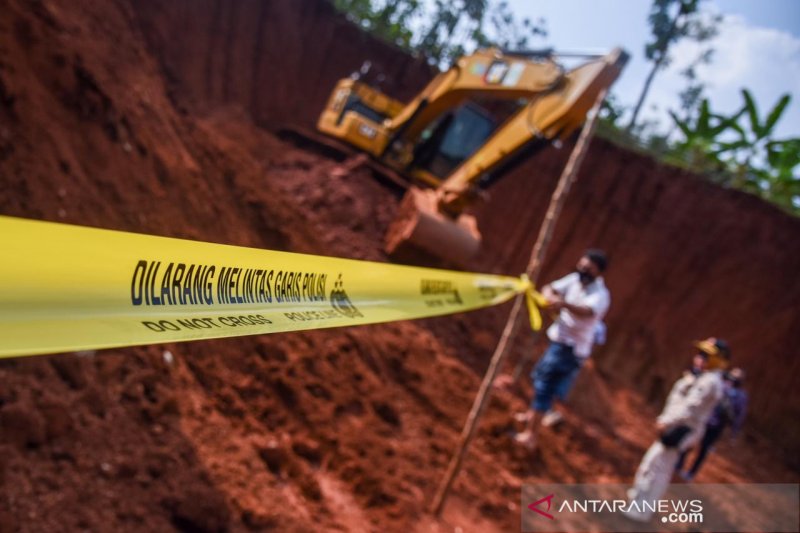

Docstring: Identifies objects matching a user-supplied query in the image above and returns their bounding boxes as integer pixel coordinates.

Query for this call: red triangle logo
[528,493,555,520]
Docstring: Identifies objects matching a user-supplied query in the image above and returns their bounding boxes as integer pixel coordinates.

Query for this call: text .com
[662,511,704,524]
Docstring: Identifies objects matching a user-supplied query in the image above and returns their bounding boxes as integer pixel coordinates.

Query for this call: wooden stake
[430,89,608,517]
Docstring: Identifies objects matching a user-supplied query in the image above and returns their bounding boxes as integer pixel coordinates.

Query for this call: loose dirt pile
[0,0,797,532]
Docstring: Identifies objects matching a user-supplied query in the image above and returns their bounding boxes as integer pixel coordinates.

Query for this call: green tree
[669,98,741,173]
[675,48,714,122]
[334,0,420,49]
[333,0,546,66]
[627,0,720,133]
[760,138,800,210]
[724,90,798,209]
[599,93,627,128]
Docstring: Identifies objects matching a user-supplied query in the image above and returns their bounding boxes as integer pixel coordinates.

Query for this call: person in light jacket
[624,337,731,522]
[676,367,748,481]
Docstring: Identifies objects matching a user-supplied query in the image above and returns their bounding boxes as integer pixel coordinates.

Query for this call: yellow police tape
[0,216,545,358]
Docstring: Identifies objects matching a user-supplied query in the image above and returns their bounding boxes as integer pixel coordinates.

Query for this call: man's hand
[545,295,565,310]
[655,421,667,433]
[542,285,562,300]
[541,284,594,317]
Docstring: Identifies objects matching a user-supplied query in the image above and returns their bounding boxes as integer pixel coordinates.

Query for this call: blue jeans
[531,342,581,413]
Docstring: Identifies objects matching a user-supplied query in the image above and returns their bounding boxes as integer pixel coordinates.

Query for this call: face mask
[577,269,595,285]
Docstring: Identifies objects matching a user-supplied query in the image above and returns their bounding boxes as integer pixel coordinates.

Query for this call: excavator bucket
[384,187,480,266]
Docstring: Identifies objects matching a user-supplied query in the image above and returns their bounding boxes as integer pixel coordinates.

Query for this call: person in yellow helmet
[624,337,730,522]
[676,366,748,481]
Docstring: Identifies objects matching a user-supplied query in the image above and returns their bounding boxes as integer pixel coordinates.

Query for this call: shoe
[513,411,532,423]
[514,430,538,450]
[494,375,515,390]
[622,490,652,523]
[679,471,694,482]
[622,508,650,523]
[542,410,564,427]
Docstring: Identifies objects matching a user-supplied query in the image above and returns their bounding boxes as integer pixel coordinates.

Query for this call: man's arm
[542,287,594,316]
[542,273,575,308]
[657,374,719,429]
[655,377,690,431]
[544,273,574,298]
[549,286,609,318]
[554,301,595,317]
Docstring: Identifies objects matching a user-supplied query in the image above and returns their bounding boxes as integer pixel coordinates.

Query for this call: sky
[505,0,800,139]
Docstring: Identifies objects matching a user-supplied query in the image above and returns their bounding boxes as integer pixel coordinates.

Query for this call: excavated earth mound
[0,0,797,532]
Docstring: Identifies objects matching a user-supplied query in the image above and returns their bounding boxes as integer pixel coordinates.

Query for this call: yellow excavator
[317,47,628,265]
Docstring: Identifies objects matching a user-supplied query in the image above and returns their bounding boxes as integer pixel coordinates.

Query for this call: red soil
[0,0,797,532]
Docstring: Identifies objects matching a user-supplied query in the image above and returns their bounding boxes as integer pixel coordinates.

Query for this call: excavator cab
[318,78,404,157]
[413,104,496,179]
[317,48,628,266]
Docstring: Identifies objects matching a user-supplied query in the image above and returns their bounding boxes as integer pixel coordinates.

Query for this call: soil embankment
[0,0,797,531]
[133,0,800,455]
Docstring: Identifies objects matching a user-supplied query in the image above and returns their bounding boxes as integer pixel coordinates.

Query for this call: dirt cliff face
[475,138,800,452]
[133,0,433,129]
[0,0,797,531]
[132,0,800,455]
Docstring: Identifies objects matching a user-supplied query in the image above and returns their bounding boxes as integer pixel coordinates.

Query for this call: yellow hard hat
[693,337,731,370]
[694,337,731,358]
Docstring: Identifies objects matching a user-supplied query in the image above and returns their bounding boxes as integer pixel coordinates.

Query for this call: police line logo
[330,274,363,318]
[420,279,463,305]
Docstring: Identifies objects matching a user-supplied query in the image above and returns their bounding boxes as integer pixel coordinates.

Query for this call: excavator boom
[434,48,628,213]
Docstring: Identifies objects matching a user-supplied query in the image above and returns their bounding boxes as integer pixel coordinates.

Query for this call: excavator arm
[380,49,563,159]
[433,48,628,215]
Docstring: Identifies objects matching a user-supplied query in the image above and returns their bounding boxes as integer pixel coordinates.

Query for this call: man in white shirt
[514,249,611,449]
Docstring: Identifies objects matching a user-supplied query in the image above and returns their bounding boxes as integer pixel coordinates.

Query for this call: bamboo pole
[430,89,608,517]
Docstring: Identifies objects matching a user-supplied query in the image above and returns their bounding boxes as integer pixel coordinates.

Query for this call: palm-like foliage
[670,90,800,213]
